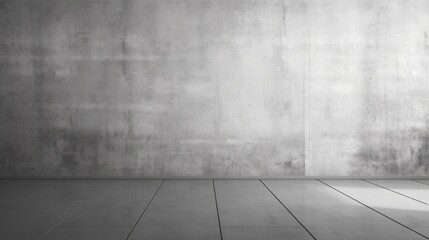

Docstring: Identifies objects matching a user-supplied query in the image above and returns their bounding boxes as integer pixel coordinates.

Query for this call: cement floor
[1,179,429,240]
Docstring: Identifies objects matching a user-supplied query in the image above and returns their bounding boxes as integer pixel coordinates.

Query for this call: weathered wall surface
[0,0,427,177]
[309,0,429,176]
[0,0,307,176]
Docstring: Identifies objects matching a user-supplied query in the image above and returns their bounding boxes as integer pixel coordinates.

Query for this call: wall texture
[0,0,428,177]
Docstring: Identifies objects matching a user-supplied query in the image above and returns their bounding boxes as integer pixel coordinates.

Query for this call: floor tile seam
[37,205,83,240]
[259,179,317,240]
[318,179,429,240]
[125,179,165,240]
[364,180,429,206]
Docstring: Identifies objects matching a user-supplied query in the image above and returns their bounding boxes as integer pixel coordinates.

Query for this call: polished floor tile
[368,180,429,204]
[215,180,301,228]
[128,180,221,240]
[129,226,221,240]
[1,179,429,240]
[323,180,429,237]
[263,180,426,240]
[222,227,314,240]
[0,181,84,240]
[416,180,429,185]
[215,180,312,240]
[41,180,162,239]
[307,225,427,240]
[414,228,429,237]
[56,181,162,228]
[41,228,130,240]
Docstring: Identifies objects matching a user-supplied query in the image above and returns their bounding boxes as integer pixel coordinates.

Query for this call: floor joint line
[318,179,429,240]
[212,179,224,240]
[37,205,82,240]
[413,179,429,186]
[364,179,428,206]
[259,179,317,240]
[125,179,165,240]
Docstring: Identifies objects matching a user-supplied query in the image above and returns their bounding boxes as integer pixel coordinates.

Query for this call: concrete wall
[0,0,428,177]
[309,0,429,176]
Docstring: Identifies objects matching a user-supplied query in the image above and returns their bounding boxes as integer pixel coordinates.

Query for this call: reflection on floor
[1,179,429,240]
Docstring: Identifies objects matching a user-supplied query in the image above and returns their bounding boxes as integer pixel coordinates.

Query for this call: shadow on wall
[350,127,429,176]
[38,128,107,176]
[1,126,305,177]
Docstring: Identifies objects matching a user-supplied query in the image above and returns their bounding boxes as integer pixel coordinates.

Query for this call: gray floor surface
[1,179,429,240]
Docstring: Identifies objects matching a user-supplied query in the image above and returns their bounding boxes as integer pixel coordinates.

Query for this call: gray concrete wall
[0,0,427,177]
[309,0,429,176]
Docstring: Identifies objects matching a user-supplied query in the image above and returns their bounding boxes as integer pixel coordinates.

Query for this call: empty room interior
[1,0,429,239]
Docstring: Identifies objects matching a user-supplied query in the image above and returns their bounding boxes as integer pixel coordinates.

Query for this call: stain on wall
[310,0,429,176]
[0,0,428,177]
[0,0,307,176]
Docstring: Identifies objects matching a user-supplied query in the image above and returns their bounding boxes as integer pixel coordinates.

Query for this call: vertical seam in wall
[309,0,311,176]
[305,0,311,176]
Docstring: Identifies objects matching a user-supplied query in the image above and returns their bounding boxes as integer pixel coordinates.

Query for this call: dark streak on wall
[352,128,429,175]
[1,0,428,177]
[0,0,306,177]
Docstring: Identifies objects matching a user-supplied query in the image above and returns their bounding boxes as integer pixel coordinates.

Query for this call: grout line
[413,179,429,186]
[37,205,82,240]
[318,180,429,240]
[259,179,317,240]
[125,179,165,240]
[212,180,224,240]
[364,180,429,206]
